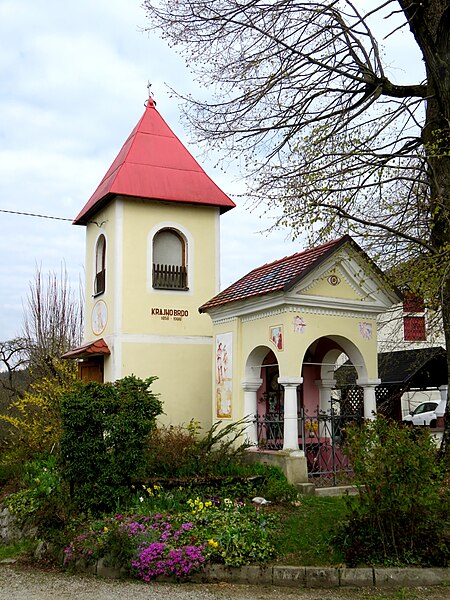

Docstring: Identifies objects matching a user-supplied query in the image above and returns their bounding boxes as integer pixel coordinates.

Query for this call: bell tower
[65,98,235,427]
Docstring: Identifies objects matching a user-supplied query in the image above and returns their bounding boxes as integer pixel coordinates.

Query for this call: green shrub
[333,417,450,566]
[3,454,65,531]
[0,457,25,491]
[144,421,199,478]
[145,418,252,479]
[250,464,299,502]
[59,375,162,514]
[144,419,298,505]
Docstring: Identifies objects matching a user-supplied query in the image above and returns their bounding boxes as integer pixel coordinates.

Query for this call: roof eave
[282,236,351,293]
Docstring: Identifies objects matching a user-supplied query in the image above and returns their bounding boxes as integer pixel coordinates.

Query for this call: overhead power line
[0,208,73,222]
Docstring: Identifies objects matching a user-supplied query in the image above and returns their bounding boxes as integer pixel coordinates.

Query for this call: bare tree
[0,338,29,400]
[143,0,450,460]
[22,265,84,379]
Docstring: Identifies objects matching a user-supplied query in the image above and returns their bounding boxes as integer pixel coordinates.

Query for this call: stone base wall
[243,449,308,484]
[0,506,22,545]
[71,559,450,589]
[0,505,35,545]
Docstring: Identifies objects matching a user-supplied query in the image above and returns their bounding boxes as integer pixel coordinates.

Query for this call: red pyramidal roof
[200,236,354,312]
[74,99,235,225]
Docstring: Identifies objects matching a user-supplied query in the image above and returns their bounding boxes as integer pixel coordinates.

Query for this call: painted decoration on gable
[216,332,233,419]
[327,274,341,286]
[92,300,107,336]
[270,325,284,350]
[359,322,372,340]
[293,315,306,334]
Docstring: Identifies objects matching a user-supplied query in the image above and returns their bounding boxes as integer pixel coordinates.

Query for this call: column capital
[356,378,380,388]
[278,376,303,388]
[241,378,263,392]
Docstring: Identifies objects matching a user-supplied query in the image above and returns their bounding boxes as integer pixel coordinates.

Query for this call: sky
[0,0,421,342]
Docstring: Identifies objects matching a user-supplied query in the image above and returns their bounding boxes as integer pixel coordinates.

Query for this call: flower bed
[63,495,278,581]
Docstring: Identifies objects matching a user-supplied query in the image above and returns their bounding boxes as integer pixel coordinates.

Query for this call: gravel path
[0,565,449,600]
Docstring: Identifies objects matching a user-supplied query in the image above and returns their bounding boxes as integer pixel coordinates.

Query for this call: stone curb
[84,560,450,589]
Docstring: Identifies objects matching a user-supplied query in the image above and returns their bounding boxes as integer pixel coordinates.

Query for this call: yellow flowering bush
[0,359,77,458]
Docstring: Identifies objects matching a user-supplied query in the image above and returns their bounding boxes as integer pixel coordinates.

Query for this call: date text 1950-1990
[151,307,189,321]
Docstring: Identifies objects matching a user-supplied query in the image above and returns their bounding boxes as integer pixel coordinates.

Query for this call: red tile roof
[74,99,235,225]
[199,236,352,312]
[61,338,111,359]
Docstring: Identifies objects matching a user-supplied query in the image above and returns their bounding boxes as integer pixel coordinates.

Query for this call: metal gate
[301,404,363,486]
[256,397,363,486]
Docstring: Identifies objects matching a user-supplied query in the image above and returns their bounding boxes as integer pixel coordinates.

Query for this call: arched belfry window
[94,234,106,295]
[153,229,188,290]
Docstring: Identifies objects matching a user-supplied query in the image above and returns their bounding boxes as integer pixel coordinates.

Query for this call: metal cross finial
[146,81,156,106]
[145,81,156,106]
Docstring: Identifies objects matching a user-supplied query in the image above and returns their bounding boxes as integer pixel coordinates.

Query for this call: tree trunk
[401,0,450,464]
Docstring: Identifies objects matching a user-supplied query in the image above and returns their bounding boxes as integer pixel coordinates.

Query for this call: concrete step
[314,485,359,497]
[296,483,359,497]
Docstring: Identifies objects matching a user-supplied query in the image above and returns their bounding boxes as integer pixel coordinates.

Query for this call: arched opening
[152,228,188,290]
[94,234,106,295]
[299,336,368,484]
[243,346,284,450]
[300,335,368,417]
[257,350,284,450]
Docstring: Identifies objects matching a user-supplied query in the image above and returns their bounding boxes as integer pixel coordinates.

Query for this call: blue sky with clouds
[0,0,421,342]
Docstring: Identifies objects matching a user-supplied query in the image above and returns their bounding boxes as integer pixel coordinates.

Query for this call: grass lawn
[0,539,35,561]
[272,495,348,565]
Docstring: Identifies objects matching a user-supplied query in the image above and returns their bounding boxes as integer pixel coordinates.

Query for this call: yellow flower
[103,527,108,532]
[208,539,219,548]
[153,484,161,491]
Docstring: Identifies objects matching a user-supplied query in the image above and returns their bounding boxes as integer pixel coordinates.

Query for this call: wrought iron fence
[256,411,284,450]
[301,405,363,486]
[256,401,363,486]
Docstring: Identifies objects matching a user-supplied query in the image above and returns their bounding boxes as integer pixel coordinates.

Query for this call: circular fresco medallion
[92,300,108,335]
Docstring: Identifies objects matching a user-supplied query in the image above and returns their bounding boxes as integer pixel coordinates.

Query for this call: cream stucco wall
[212,308,378,424]
[207,247,398,429]
[84,201,117,341]
[83,196,221,428]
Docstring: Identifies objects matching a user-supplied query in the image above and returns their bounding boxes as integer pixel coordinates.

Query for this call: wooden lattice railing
[152,264,188,289]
